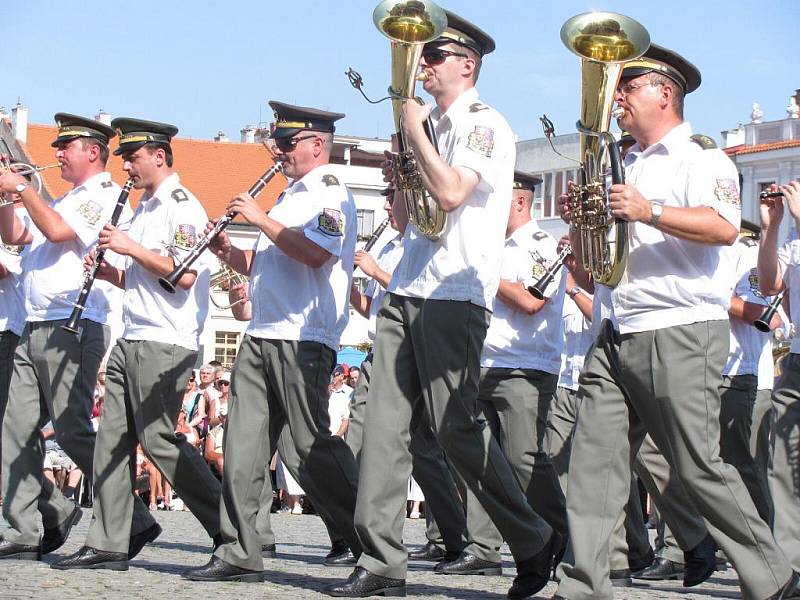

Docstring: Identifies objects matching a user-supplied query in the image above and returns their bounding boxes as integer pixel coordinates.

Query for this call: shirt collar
[146,172,181,206]
[70,171,112,194]
[627,121,693,160]
[287,163,331,194]
[432,87,480,128]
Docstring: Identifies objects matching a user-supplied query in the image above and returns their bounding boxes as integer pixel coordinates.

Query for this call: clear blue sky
[6,1,798,144]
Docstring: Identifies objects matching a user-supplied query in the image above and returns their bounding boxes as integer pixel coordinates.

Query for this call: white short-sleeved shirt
[363,232,404,341]
[121,173,210,351]
[481,221,565,373]
[777,232,800,355]
[724,238,771,377]
[389,87,515,309]
[247,165,356,351]
[20,172,128,324]
[0,207,27,335]
[328,384,352,435]
[610,122,742,334]
[558,285,594,391]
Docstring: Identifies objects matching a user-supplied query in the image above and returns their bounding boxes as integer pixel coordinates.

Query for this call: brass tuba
[373,0,448,240]
[560,12,650,287]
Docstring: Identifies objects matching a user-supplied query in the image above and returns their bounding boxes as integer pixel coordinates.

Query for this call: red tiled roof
[20,123,287,218]
[725,139,800,157]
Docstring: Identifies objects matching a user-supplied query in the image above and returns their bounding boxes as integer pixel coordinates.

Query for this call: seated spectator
[328,365,353,439]
[176,408,201,450]
[207,370,230,428]
[205,402,226,476]
[42,423,82,501]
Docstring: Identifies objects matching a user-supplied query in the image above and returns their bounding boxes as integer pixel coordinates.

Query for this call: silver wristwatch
[649,202,663,227]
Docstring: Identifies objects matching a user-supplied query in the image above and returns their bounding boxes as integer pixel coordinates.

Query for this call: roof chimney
[214,131,229,143]
[12,102,28,144]
[95,109,111,126]
[240,125,256,144]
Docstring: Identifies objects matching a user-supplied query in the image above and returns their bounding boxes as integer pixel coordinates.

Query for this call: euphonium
[560,12,650,287]
[373,0,448,240]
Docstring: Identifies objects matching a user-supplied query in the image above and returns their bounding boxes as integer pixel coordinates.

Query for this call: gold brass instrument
[367,0,448,240]
[209,266,249,310]
[560,12,650,287]
[0,155,60,198]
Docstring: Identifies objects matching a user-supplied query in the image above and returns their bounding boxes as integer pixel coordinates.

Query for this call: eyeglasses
[616,81,663,96]
[421,48,468,65]
[216,380,230,387]
[274,135,318,153]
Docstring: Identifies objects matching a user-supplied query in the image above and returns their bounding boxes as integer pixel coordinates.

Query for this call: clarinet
[528,245,572,300]
[159,161,283,293]
[363,218,390,252]
[753,290,785,333]
[62,179,134,334]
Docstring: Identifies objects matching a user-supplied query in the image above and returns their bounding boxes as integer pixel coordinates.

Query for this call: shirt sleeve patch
[76,200,103,226]
[174,224,197,249]
[466,126,494,158]
[529,250,547,279]
[748,269,761,296]
[714,179,740,206]
[317,208,343,237]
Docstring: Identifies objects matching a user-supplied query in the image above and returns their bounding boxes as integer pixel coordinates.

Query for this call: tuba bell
[209,266,249,310]
[560,12,650,287]
[373,0,448,240]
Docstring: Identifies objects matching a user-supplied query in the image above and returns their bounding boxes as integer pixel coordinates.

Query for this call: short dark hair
[649,72,684,119]
[79,138,109,164]
[464,47,482,83]
[143,142,174,167]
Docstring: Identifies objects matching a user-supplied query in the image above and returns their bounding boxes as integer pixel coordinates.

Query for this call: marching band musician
[757,179,800,582]
[183,102,362,583]
[438,172,569,577]
[326,11,559,599]
[0,114,156,561]
[553,45,797,600]
[52,118,222,571]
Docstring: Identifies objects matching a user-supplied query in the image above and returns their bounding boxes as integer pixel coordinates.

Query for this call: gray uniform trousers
[1,319,154,546]
[751,387,774,525]
[547,385,652,571]
[457,368,567,564]
[326,352,468,555]
[646,373,773,563]
[556,320,791,600]
[355,295,553,580]
[85,339,221,553]
[215,336,361,572]
[769,353,800,572]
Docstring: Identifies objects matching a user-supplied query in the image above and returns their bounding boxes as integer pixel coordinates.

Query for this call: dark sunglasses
[216,380,230,387]
[274,134,318,153]
[421,48,468,65]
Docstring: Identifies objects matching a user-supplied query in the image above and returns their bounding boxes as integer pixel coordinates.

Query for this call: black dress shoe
[0,539,41,561]
[434,552,502,576]
[51,546,128,571]
[610,568,633,587]
[508,533,557,599]
[42,505,83,555]
[408,541,446,561]
[324,566,406,597]
[769,572,800,600]
[683,533,717,587]
[262,543,277,559]
[633,556,684,580]
[182,556,264,582]
[325,549,357,567]
[128,522,162,560]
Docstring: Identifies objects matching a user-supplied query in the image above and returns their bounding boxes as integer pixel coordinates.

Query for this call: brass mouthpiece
[611,106,625,119]
[416,71,429,82]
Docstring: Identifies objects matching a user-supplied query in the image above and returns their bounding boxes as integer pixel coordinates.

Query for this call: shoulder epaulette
[690,133,717,150]
[739,236,757,248]
[469,102,489,113]
[532,231,547,241]
[322,174,340,186]
[101,181,114,189]
[172,189,189,202]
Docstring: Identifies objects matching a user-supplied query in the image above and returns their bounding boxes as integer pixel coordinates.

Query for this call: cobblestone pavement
[0,510,744,599]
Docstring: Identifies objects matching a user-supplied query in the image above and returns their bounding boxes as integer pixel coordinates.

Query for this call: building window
[357,209,375,241]
[214,331,241,369]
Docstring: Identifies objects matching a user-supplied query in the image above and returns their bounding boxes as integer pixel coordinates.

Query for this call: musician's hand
[559,181,576,224]
[760,184,783,230]
[354,249,379,278]
[558,235,577,272]
[228,282,249,304]
[780,181,800,221]
[400,100,432,145]
[609,183,651,222]
[97,224,133,255]
[227,193,264,227]
[206,220,232,262]
[83,250,113,281]
[382,150,396,184]
[0,170,26,194]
